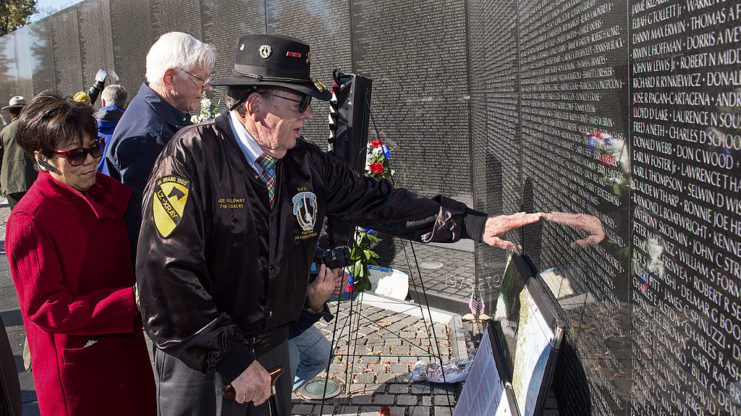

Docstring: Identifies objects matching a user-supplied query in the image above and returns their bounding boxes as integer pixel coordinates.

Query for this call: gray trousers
[155,339,291,416]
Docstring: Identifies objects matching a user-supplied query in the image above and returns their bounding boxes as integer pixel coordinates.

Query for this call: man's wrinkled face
[171,62,212,113]
[252,88,313,159]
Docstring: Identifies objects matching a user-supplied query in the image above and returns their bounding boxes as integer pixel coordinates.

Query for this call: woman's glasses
[265,93,312,113]
[53,138,105,166]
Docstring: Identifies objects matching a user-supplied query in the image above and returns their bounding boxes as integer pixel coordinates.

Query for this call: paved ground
[290,295,464,415]
[0,202,470,415]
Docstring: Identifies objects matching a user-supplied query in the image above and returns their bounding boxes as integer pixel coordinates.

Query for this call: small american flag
[468,292,485,317]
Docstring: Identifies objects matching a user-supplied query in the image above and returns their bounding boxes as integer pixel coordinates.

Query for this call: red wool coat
[5,171,155,416]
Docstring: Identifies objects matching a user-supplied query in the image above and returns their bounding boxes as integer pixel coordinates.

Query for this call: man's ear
[162,68,178,89]
[245,93,262,121]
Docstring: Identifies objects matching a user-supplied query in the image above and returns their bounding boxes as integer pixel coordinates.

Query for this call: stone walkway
[291,295,462,415]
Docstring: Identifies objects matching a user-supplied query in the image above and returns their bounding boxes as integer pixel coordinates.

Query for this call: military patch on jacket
[153,175,190,238]
[292,190,318,240]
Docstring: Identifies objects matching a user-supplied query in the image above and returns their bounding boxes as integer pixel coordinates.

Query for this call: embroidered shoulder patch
[153,175,190,238]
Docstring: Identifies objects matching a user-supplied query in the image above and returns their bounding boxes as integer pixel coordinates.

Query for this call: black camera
[310,246,351,277]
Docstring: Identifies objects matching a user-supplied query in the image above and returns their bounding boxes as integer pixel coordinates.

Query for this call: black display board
[1,1,739,414]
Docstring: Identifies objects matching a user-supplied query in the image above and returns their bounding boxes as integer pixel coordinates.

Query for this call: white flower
[607,138,630,172]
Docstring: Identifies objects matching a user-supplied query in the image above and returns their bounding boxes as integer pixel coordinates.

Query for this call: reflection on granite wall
[467,0,521,323]
[518,1,632,414]
[0,1,739,415]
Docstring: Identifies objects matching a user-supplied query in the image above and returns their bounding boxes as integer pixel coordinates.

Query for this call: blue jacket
[95,105,125,174]
[105,83,191,256]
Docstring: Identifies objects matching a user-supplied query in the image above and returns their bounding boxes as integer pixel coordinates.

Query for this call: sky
[30,0,84,22]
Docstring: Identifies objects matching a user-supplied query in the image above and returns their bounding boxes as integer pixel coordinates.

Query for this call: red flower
[380,408,391,416]
[370,162,385,174]
[369,139,383,149]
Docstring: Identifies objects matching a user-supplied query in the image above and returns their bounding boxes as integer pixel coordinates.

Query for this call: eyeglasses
[265,93,312,113]
[53,138,105,166]
[178,68,213,88]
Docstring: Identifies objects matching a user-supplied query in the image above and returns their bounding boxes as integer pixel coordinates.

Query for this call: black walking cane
[223,366,283,415]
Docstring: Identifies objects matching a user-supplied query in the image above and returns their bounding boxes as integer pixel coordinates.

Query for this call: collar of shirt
[228,110,265,174]
[168,103,192,127]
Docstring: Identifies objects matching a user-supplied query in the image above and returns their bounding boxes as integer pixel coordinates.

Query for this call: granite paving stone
[373,393,395,405]
[398,395,419,406]
[388,384,410,394]
[410,406,432,415]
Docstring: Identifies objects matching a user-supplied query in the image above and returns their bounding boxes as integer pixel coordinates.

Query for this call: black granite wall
[0,0,739,414]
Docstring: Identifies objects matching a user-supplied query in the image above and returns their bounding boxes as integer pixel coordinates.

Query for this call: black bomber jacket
[136,112,488,383]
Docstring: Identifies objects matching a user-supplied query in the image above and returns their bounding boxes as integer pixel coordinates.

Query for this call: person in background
[105,32,215,257]
[5,90,156,416]
[95,84,128,174]
[288,266,345,392]
[0,95,38,374]
[71,91,91,105]
[0,96,37,209]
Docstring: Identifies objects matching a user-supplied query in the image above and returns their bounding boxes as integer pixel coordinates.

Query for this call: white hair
[145,32,216,85]
[101,84,128,107]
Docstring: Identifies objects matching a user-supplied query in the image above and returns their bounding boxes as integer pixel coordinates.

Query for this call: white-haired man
[105,31,215,256]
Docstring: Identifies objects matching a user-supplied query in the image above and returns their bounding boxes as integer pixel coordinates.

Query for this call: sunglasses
[53,138,105,166]
[265,93,312,113]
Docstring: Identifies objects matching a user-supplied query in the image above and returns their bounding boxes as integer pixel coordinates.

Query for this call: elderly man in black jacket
[136,34,544,416]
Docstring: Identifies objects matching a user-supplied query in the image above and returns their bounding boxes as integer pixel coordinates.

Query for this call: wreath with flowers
[366,139,393,179]
[345,138,393,293]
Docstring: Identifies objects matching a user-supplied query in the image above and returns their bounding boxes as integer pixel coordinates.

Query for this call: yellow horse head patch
[153,175,190,238]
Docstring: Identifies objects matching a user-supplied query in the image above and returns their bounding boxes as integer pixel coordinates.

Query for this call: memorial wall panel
[349,0,471,198]
[77,0,115,90]
[151,0,203,41]
[49,7,84,96]
[467,0,521,309]
[0,33,18,115]
[29,20,56,93]
[200,0,265,112]
[348,0,475,307]
[517,0,632,414]
[266,0,352,148]
[629,0,741,414]
[109,0,154,96]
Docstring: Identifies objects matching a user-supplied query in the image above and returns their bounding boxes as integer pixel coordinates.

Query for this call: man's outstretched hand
[482,212,542,250]
[543,212,605,248]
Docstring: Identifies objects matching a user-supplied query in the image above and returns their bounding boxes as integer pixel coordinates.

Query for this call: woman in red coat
[4,91,155,415]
